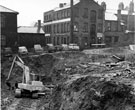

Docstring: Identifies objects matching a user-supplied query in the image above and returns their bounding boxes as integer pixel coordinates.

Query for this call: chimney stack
[37,20,41,33]
[59,3,64,8]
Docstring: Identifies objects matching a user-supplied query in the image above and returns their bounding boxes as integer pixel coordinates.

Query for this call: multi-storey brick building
[0,5,19,49]
[44,0,104,49]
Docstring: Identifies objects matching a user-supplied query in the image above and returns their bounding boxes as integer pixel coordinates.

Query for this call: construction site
[1,47,135,110]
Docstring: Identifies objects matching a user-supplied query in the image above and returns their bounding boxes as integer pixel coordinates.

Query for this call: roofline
[0,5,19,14]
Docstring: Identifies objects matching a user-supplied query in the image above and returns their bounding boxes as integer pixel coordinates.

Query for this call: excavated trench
[1,51,135,110]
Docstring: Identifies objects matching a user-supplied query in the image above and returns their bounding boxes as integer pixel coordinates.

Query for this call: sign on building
[97,33,103,38]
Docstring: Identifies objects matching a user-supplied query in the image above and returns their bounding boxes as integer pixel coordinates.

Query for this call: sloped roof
[53,0,101,12]
[106,9,135,15]
[53,0,80,11]
[0,5,18,13]
[18,26,44,34]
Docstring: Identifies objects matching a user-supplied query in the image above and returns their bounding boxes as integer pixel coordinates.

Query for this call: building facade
[104,1,135,47]
[44,0,104,49]
[0,5,19,49]
[18,20,45,48]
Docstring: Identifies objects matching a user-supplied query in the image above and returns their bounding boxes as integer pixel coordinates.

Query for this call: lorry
[6,55,50,98]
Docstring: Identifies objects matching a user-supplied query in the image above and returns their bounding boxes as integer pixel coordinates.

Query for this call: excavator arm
[7,55,30,84]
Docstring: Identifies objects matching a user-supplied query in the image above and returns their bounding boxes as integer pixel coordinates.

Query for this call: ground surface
[1,47,135,110]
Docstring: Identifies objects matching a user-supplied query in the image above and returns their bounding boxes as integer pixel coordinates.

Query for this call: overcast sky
[0,0,133,26]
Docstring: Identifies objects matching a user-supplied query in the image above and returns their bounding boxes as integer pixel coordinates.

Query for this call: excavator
[6,55,51,98]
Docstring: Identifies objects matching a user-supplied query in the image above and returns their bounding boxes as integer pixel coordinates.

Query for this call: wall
[18,33,46,48]
[1,12,18,48]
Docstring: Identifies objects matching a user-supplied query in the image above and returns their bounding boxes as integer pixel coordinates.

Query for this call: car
[18,46,28,55]
[3,47,13,58]
[55,45,63,51]
[68,43,80,51]
[34,44,44,53]
[61,44,69,51]
[46,44,56,53]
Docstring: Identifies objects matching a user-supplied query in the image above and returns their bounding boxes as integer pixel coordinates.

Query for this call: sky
[0,0,133,26]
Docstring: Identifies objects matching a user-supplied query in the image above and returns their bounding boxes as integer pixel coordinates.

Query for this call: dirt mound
[51,72,135,110]
[50,55,135,110]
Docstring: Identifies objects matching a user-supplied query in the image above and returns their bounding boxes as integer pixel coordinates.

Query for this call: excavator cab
[7,55,47,98]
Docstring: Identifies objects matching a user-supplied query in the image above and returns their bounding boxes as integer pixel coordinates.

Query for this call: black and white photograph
[1,0,135,110]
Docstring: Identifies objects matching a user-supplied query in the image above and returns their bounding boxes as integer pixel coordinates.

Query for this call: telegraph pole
[70,0,74,43]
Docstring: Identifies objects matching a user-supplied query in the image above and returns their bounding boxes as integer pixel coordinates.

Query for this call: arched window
[90,10,96,23]
[90,24,96,43]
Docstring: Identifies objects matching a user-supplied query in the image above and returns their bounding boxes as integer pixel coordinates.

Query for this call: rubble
[1,50,135,110]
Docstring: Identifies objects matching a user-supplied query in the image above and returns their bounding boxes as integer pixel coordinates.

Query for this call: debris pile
[1,51,135,110]
[50,54,135,110]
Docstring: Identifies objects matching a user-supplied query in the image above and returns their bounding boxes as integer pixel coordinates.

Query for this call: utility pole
[70,0,74,43]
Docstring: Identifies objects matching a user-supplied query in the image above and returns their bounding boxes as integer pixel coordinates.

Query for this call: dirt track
[1,49,135,110]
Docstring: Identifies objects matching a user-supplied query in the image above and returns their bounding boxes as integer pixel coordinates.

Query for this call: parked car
[61,44,69,51]
[55,45,63,51]
[34,44,44,53]
[18,46,28,55]
[68,43,80,51]
[4,47,13,57]
[46,44,56,53]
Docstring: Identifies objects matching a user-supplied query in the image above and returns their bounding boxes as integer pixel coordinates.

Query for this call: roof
[106,9,135,15]
[44,18,70,25]
[53,0,80,11]
[105,11,117,21]
[0,5,18,13]
[53,0,101,12]
[18,26,44,34]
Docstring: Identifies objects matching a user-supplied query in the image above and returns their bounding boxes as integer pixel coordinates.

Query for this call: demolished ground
[1,48,135,110]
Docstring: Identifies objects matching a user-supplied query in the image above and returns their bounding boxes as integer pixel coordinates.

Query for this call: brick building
[18,20,45,48]
[0,5,19,49]
[104,1,135,47]
[44,0,104,49]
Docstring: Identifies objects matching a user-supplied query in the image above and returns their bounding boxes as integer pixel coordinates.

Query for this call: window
[54,24,56,33]
[57,24,59,33]
[105,36,112,43]
[53,13,56,20]
[61,10,64,18]
[67,22,70,32]
[90,10,96,23]
[98,9,103,19]
[57,12,60,19]
[64,38,67,44]
[97,23,103,32]
[74,7,79,17]
[114,36,119,42]
[83,23,88,32]
[61,23,64,33]
[64,23,66,33]
[90,24,96,34]
[90,24,96,44]
[74,22,79,32]
[105,22,111,31]
[83,8,88,18]
[49,14,51,20]
[57,37,59,45]
[111,22,118,31]
[61,37,64,44]
[1,35,6,46]
[67,9,70,17]
[64,10,67,18]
